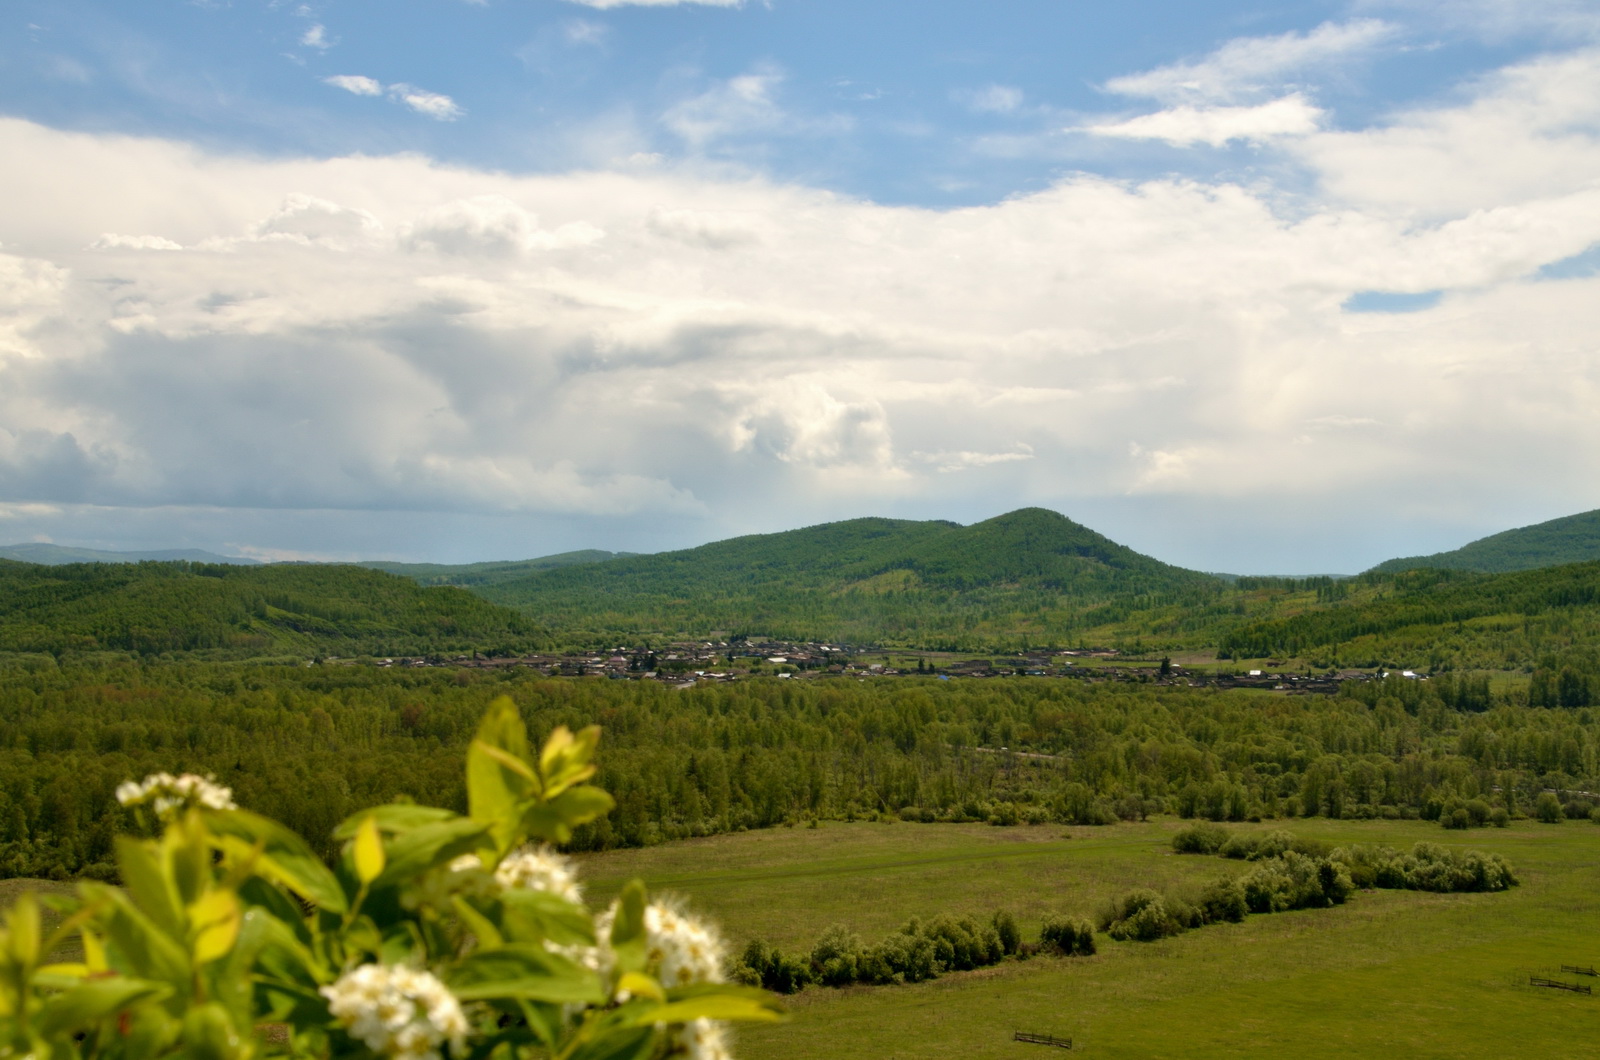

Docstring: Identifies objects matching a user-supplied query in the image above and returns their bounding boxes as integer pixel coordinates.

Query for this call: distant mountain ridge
[1371,508,1600,574]
[359,550,638,587]
[0,543,260,566]
[468,507,1222,646]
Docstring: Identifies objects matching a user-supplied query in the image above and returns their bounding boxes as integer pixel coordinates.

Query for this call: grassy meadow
[579,817,1600,1059]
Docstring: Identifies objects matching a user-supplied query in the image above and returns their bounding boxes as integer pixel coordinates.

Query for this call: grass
[578,816,1600,1059]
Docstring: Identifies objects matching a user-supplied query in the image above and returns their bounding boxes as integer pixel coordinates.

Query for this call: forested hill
[1217,562,1600,681]
[359,549,637,587]
[472,507,1222,647]
[0,560,548,658]
[1371,508,1600,573]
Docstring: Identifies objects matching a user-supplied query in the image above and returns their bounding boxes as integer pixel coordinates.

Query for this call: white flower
[116,772,236,821]
[321,964,468,1060]
[640,902,725,988]
[494,845,583,904]
[672,1018,732,1060]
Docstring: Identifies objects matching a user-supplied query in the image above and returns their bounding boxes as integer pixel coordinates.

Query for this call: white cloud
[401,195,604,256]
[1085,95,1323,146]
[6,52,1600,566]
[388,84,463,121]
[300,23,334,50]
[1107,19,1395,103]
[91,233,183,251]
[664,72,786,146]
[324,74,382,97]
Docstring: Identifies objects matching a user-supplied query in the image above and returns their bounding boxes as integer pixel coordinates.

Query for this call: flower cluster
[643,902,725,988]
[672,1017,734,1060]
[493,845,584,904]
[115,773,236,820]
[321,964,468,1060]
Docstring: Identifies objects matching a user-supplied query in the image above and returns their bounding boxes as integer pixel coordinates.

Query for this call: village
[367,639,1391,694]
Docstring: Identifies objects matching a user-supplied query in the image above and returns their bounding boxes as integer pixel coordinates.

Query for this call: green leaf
[467,698,537,854]
[562,1026,656,1060]
[331,804,458,840]
[629,985,787,1025]
[448,944,605,1005]
[540,725,601,799]
[498,889,596,949]
[353,815,385,885]
[36,977,172,1037]
[373,818,491,890]
[85,883,193,990]
[205,810,348,914]
[521,786,616,845]
[2,893,41,969]
[113,836,185,941]
[608,881,648,975]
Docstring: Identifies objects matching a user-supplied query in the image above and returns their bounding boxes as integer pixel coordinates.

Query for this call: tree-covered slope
[473,508,1222,646]
[359,549,636,587]
[0,560,548,657]
[1371,508,1600,574]
[1216,562,1600,673]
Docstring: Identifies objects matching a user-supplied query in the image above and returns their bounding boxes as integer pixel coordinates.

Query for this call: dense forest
[3,657,1595,881]
[0,560,548,658]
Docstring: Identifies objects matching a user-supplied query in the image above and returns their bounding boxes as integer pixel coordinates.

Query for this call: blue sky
[3,0,1600,571]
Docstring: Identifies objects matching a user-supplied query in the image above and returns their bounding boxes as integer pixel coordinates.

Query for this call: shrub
[1334,842,1517,892]
[1220,829,1296,860]
[1564,800,1592,820]
[1196,877,1248,922]
[1039,914,1096,956]
[809,924,865,987]
[1103,888,1182,942]
[1237,851,1353,913]
[1172,823,1228,854]
[993,910,1022,956]
[1442,807,1472,830]
[1490,807,1510,827]
[1535,792,1565,823]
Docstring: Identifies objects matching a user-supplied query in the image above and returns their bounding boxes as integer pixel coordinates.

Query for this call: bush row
[731,908,1095,994]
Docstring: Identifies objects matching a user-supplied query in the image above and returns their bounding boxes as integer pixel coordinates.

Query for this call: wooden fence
[1013,1031,1073,1049]
[1530,976,1592,994]
[1560,965,1597,976]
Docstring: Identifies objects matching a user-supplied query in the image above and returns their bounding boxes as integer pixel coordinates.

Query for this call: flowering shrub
[0,697,781,1058]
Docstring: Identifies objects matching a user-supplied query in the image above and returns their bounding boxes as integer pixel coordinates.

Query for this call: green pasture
[580,817,1600,1059]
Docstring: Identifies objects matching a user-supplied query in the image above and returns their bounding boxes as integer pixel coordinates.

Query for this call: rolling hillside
[1371,508,1600,573]
[471,507,1224,647]
[360,549,636,587]
[0,560,548,658]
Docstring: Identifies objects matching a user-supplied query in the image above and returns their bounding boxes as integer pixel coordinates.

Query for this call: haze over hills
[0,543,259,566]
[467,507,1224,647]
[1370,509,1600,574]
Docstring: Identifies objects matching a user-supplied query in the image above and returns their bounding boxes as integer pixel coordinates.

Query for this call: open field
[579,817,1600,1059]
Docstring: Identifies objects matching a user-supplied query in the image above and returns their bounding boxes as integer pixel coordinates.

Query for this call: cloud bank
[4,45,1600,568]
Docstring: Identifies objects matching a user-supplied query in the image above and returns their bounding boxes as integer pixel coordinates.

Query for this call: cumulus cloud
[1107,19,1395,103]
[5,42,1600,568]
[322,76,462,120]
[388,84,463,121]
[324,74,382,96]
[1085,94,1323,146]
[91,233,183,251]
[300,23,334,50]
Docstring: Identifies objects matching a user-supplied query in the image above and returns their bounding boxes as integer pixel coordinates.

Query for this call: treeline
[0,560,549,658]
[733,909,1095,995]
[1,658,1596,881]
